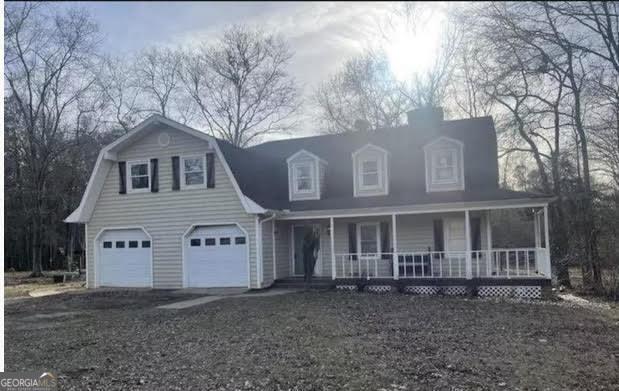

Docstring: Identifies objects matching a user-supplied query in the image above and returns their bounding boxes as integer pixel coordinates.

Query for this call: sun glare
[384,8,446,81]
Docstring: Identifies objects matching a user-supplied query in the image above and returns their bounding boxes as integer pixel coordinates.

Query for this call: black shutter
[206,153,215,188]
[118,161,126,194]
[380,221,390,260]
[347,223,357,260]
[150,158,159,193]
[471,217,481,251]
[433,219,444,252]
[171,156,180,190]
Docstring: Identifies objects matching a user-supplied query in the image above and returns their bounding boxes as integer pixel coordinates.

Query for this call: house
[66,108,553,298]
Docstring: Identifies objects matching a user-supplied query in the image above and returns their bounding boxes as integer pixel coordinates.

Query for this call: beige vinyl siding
[87,124,257,289]
[274,220,291,278]
[261,219,274,287]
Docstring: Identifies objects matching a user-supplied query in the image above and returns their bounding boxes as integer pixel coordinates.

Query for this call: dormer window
[424,136,464,192]
[431,149,458,184]
[359,158,380,189]
[287,150,326,201]
[293,162,314,193]
[352,144,389,197]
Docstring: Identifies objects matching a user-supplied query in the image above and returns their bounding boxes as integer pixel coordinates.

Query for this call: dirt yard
[4,272,85,298]
[5,290,619,390]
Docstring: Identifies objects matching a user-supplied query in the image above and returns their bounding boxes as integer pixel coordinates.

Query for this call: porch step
[272,277,334,290]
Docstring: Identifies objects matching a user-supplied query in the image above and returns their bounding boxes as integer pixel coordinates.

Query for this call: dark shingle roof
[217,117,549,211]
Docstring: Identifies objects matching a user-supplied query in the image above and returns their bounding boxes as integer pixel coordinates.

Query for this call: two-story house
[66,108,553,298]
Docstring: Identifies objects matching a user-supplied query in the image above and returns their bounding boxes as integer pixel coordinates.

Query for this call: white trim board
[65,114,265,223]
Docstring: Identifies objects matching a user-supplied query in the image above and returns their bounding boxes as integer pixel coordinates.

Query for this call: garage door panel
[99,229,151,287]
[186,225,248,288]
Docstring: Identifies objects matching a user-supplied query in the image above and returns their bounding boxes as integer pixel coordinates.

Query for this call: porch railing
[334,248,549,279]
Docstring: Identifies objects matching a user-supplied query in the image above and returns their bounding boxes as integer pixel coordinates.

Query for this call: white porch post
[392,214,399,280]
[543,205,550,250]
[330,217,336,280]
[534,210,542,249]
[543,205,551,277]
[465,210,472,279]
[486,210,492,277]
[272,220,277,281]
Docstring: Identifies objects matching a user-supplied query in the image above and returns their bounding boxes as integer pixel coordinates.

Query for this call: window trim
[126,160,151,194]
[356,222,381,256]
[430,148,459,185]
[180,154,207,190]
[291,161,315,194]
[358,156,382,191]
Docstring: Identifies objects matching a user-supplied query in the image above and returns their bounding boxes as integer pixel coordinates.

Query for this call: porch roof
[277,191,554,219]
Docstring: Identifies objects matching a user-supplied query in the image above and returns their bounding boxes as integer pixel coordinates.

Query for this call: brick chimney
[407,107,444,128]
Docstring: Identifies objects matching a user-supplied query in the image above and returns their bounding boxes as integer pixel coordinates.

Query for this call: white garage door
[185,225,248,288]
[98,229,152,287]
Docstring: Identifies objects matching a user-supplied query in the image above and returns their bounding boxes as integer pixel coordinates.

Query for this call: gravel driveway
[5,290,619,390]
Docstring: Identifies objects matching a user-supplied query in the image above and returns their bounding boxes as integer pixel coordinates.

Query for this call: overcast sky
[67,1,445,137]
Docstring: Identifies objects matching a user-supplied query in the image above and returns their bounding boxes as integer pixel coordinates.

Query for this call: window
[431,149,458,184]
[141,240,151,248]
[181,156,206,188]
[358,223,379,254]
[190,239,201,247]
[235,237,246,245]
[287,150,324,201]
[293,163,314,193]
[128,241,138,248]
[115,241,125,248]
[103,241,112,249]
[360,158,380,188]
[352,144,389,197]
[424,137,465,192]
[220,237,231,245]
[128,161,150,193]
[205,238,216,246]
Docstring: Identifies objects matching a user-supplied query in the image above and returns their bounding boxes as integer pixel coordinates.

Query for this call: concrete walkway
[157,288,300,310]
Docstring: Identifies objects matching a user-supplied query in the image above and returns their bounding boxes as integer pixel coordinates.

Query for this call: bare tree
[181,25,300,147]
[133,47,184,119]
[313,50,410,134]
[459,1,619,289]
[4,2,101,276]
[97,56,144,132]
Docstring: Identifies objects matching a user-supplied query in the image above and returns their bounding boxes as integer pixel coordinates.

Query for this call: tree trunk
[31,228,43,277]
[67,224,75,273]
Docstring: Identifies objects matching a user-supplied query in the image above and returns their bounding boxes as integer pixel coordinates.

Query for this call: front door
[292,225,322,276]
[444,217,466,252]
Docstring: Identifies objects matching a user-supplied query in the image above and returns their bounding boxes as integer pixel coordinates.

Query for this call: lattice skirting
[403,286,468,296]
[335,285,358,292]
[478,285,541,299]
[365,285,393,294]
[403,286,440,295]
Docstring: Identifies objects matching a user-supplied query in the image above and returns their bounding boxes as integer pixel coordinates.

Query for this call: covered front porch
[270,200,552,292]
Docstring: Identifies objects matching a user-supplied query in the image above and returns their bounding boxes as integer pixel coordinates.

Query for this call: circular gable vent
[158,132,170,147]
